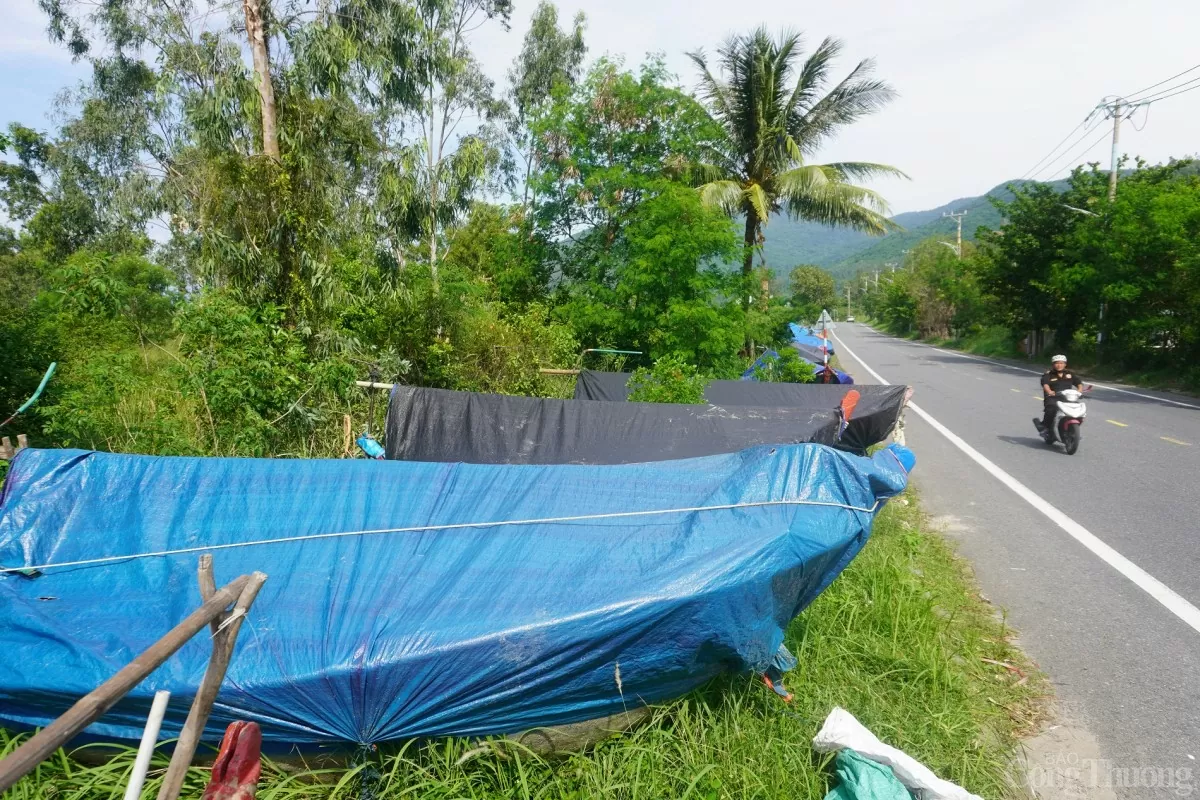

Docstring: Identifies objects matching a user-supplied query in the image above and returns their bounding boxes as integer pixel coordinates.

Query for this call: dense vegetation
[0,1,903,456]
[856,160,1200,388]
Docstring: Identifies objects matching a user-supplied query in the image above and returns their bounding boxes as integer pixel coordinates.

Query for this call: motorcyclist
[1036,355,1083,439]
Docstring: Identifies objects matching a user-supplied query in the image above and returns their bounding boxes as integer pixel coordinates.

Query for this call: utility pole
[1089,97,1148,202]
[1104,101,1123,201]
[846,286,852,319]
[1106,100,1122,202]
[873,270,880,290]
[943,211,967,258]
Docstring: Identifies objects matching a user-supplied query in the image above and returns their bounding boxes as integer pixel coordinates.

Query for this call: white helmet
[1051,354,1068,364]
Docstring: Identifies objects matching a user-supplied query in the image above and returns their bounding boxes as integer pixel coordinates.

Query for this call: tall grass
[920,326,1023,360]
[1,491,1044,800]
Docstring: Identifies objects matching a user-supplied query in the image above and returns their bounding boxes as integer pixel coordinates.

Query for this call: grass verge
[1,488,1045,800]
[902,324,1200,396]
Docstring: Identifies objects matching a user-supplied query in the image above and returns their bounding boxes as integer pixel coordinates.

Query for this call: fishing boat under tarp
[0,442,913,749]
[788,323,836,360]
[570,372,905,453]
[385,383,908,462]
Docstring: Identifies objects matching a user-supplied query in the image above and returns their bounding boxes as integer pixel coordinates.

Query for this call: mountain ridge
[757,178,1069,279]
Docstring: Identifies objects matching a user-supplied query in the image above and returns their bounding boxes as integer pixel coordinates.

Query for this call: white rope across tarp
[0,497,881,575]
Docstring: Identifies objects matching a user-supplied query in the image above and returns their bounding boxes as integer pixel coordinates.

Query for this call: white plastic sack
[812,707,983,800]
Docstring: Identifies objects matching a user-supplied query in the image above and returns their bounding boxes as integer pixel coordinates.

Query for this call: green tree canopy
[788,264,836,321]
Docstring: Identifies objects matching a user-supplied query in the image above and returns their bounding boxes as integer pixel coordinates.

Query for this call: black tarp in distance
[572,371,909,454]
[385,385,851,464]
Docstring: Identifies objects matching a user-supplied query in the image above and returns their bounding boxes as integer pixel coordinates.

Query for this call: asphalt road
[832,324,1200,799]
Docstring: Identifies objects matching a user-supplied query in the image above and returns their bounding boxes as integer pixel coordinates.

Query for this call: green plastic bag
[823,749,911,800]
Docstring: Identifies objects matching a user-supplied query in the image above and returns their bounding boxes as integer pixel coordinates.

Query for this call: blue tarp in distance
[0,444,912,748]
[741,349,853,385]
[789,323,837,356]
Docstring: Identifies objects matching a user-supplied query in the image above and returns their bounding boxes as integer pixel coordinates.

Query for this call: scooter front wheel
[1062,424,1081,455]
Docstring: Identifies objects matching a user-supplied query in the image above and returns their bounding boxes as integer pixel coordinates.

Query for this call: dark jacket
[1041,369,1083,395]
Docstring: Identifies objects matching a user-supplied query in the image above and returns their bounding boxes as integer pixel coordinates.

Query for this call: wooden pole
[1,435,29,460]
[156,571,268,800]
[197,555,224,635]
[0,575,252,794]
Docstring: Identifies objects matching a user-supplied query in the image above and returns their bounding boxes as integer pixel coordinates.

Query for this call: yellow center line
[1010,388,1022,393]
[1161,437,1192,447]
[1106,420,1128,428]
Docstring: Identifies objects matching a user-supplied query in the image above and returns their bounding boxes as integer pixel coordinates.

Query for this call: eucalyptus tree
[506,2,586,208]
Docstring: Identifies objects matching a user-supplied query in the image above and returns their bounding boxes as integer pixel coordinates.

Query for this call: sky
[2,0,1198,214]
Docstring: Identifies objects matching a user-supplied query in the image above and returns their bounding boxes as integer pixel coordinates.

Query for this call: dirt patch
[1015,703,1117,800]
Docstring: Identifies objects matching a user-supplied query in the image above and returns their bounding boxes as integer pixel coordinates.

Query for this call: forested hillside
[758,179,1070,277]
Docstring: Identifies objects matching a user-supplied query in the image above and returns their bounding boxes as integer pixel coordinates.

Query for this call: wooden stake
[0,575,252,794]
[197,555,224,635]
[1,435,30,460]
[156,571,268,800]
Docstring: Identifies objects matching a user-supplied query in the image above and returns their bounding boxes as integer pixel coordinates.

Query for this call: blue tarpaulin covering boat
[0,443,912,748]
[789,323,836,356]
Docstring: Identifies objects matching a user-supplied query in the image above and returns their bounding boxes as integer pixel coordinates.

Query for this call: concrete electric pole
[1088,96,1148,202]
[1106,100,1122,201]
[943,210,967,258]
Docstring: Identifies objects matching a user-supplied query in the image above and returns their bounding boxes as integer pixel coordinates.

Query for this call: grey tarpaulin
[572,371,909,454]
[385,385,847,464]
[790,340,831,364]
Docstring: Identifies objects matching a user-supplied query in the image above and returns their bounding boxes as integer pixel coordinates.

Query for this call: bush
[175,290,355,456]
[425,302,579,398]
[753,347,817,383]
[626,355,710,403]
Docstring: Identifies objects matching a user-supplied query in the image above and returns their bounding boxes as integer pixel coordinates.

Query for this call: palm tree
[688,28,906,280]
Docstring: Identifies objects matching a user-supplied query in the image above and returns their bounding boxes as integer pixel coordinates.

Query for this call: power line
[1020,64,1199,190]
[1140,79,1200,105]
[1129,104,1151,132]
[1046,127,1113,181]
[1027,117,1108,179]
[1019,113,1098,180]
[1125,63,1200,102]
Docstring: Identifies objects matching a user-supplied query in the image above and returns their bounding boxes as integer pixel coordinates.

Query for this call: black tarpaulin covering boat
[571,371,909,455]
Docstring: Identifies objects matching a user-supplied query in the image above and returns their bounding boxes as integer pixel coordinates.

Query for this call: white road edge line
[833,329,1200,636]
[880,329,1200,410]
